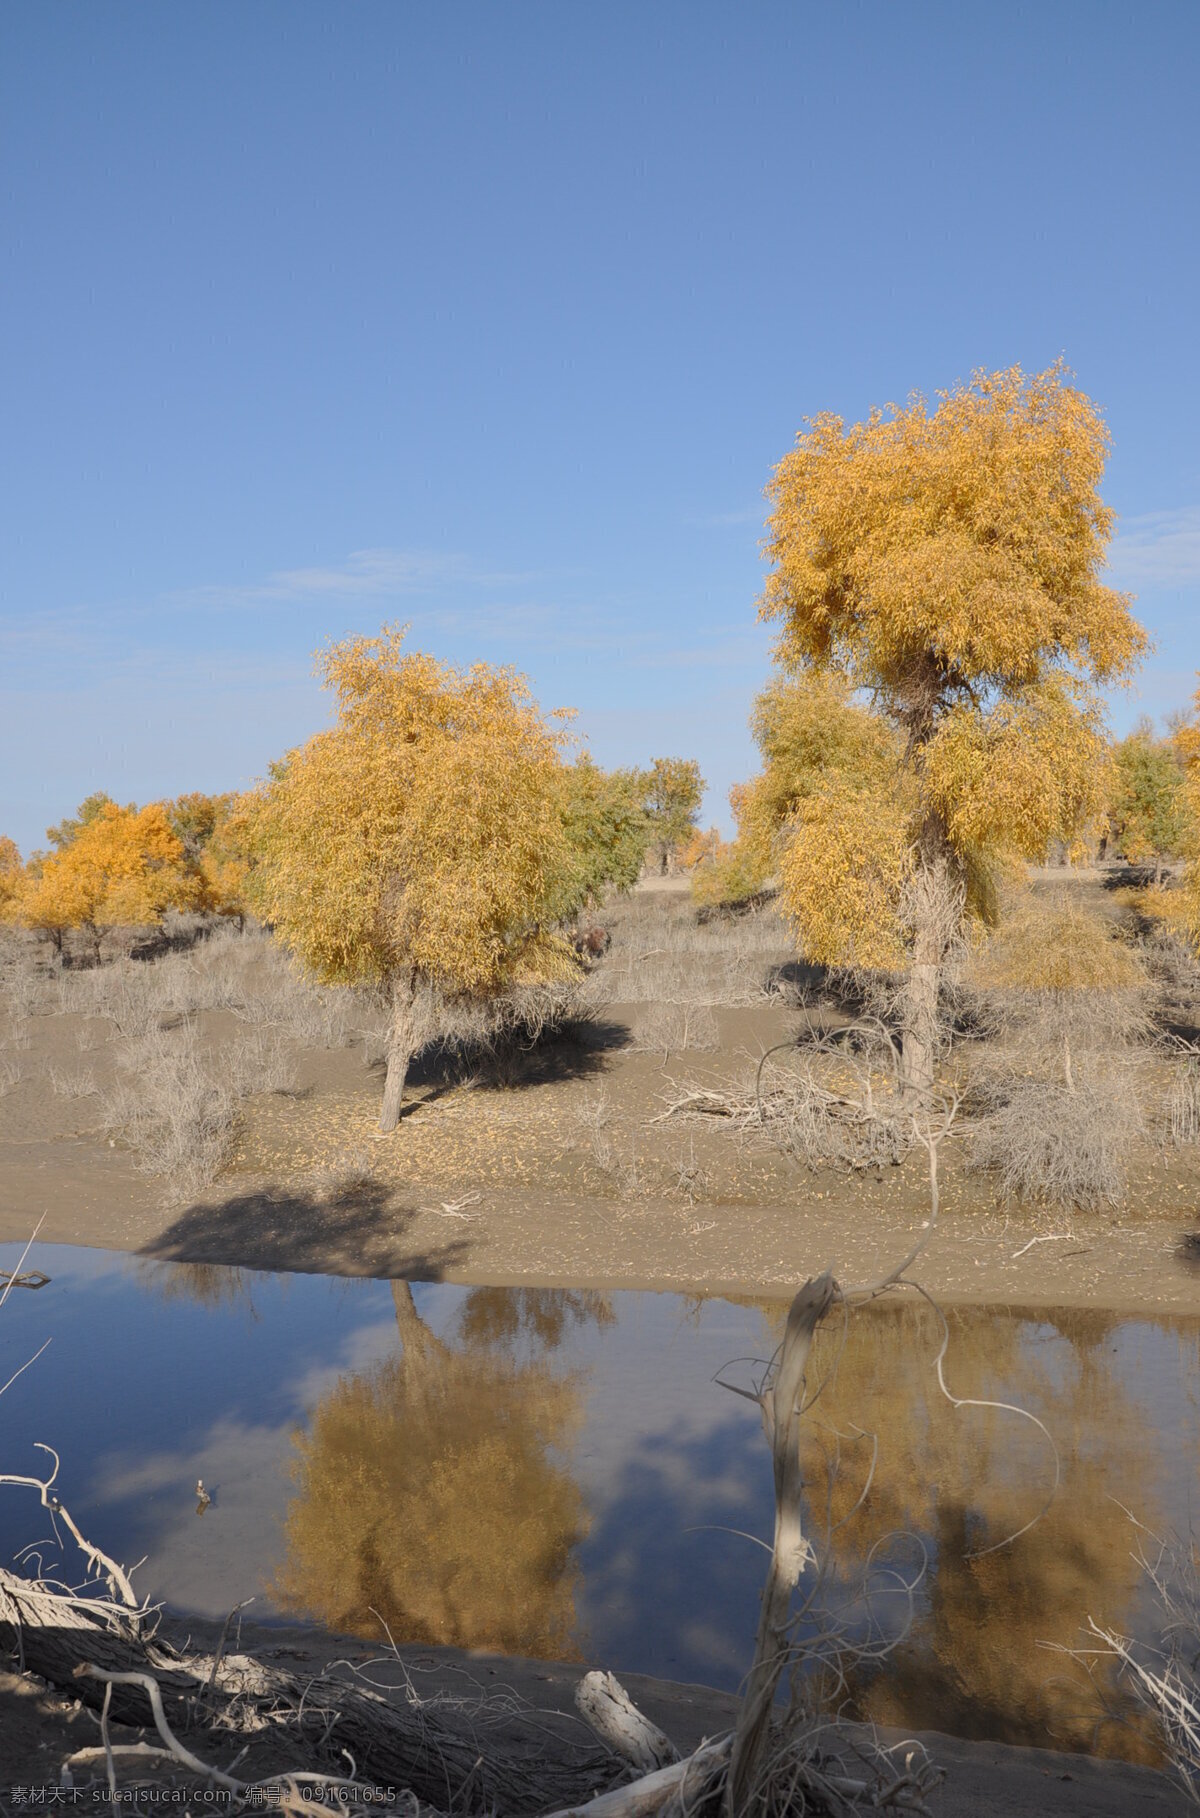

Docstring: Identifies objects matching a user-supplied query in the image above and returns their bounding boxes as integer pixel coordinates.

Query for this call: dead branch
[654,1018,914,1173]
[574,1671,679,1772]
[541,1738,730,1818]
[726,1270,836,1817]
[0,1563,620,1814]
[0,1444,143,1613]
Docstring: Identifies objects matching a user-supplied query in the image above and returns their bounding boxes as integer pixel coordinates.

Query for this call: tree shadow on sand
[137,1181,470,1280]
[378,1015,633,1099]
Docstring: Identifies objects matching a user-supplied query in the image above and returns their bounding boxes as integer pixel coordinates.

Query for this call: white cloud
[170,546,539,611]
[1107,507,1200,588]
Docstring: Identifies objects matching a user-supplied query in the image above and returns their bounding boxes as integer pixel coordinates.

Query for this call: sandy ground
[2,875,1198,1310]
[2,1041,1199,1313]
[3,876,1200,1313]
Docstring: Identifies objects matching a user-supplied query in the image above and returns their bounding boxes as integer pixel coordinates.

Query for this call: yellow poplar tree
[0,837,21,921]
[14,802,199,960]
[244,625,582,1133]
[1144,683,1200,941]
[759,361,1146,1088]
[644,756,705,874]
[165,791,249,921]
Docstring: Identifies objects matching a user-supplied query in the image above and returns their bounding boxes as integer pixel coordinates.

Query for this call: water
[1,1241,1198,1763]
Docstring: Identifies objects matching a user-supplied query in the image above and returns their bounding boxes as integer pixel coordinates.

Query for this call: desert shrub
[5,1017,32,1051]
[105,1021,299,1199]
[1085,1528,1200,1803]
[44,1062,97,1099]
[106,1024,239,1198]
[1135,923,1200,1025]
[0,1057,22,1096]
[660,1027,910,1172]
[591,893,794,1009]
[0,953,47,1020]
[574,1093,646,1195]
[966,1069,1144,1209]
[627,999,719,1056]
[1166,1058,1200,1145]
[53,931,371,1050]
[306,1149,377,1203]
[964,897,1152,1088]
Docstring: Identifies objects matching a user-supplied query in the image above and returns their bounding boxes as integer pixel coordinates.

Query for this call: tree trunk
[378,969,418,1134]
[900,847,957,1099]
[901,917,941,1098]
[725,1271,835,1817]
[0,1568,619,1816]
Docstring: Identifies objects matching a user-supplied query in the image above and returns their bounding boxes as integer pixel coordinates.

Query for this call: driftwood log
[0,1569,622,1814]
[573,1672,679,1774]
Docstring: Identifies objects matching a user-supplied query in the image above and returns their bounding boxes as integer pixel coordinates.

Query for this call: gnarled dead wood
[0,1565,621,1816]
[574,1671,679,1773]
[542,1737,730,1818]
[725,1270,836,1818]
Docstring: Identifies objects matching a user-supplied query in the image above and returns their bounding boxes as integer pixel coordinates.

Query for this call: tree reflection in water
[273,1283,612,1658]
[786,1301,1167,1762]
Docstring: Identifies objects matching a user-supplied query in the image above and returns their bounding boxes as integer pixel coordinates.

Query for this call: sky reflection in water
[1,1242,1197,1762]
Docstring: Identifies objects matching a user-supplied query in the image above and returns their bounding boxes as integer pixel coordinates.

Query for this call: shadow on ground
[385,1016,633,1099]
[138,1181,469,1279]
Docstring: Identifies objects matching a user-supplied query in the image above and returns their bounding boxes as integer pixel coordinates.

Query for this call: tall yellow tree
[13,802,199,960]
[759,362,1146,1088]
[244,626,583,1132]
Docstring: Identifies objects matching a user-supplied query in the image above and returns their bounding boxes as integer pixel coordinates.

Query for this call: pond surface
[1,1241,1198,1764]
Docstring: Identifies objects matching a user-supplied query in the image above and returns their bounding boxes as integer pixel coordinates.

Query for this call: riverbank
[3,1157,1199,1317]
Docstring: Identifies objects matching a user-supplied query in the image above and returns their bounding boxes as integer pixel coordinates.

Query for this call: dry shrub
[574,1090,645,1194]
[430,977,589,1087]
[1167,1059,1200,1145]
[307,1148,377,1203]
[660,1026,910,1171]
[965,897,1152,1065]
[54,933,368,1048]
[627,999,719,1056]
[669,1136,711,1201]
[44,1063,97,1099]
[106,1025,238,1198]
[105,1022,299,1200]
[593,889,795,1009]
[1083,1528,1200,1804]
[0,1057,22,1096]
[967,1069,1144,1209]
[0,940,50,1019]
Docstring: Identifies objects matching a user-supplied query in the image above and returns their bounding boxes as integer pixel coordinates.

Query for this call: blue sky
[2,1,1198,853]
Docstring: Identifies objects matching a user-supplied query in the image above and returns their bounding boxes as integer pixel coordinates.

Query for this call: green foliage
[644,756,704,871]
[45,792,119,851]
[1108,725,1191,871]
[559,755,651,904]
[164,791,236,862]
